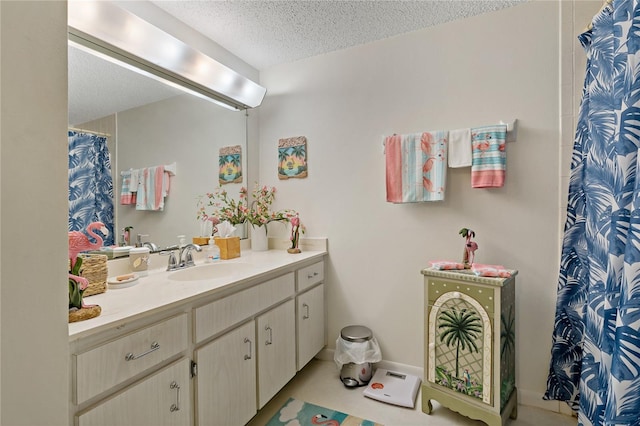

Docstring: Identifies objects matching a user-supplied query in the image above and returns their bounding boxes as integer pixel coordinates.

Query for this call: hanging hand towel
[120,170,135,205]
[135,166,169,211]
[448,128,472,168]
[385,130,448,203]
[471,124,507,188]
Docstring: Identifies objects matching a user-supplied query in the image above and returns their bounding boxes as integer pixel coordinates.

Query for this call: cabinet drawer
[195,272,295,343]
[297,261,324,292]
[74,313,188,404]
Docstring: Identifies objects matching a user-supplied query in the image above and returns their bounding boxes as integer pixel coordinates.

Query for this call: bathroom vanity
[69,241,327,426]
[421,268,517,426]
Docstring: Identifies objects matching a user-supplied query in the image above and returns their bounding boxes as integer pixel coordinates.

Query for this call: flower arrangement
[197,183,297,230]
[244,184,297,227]
[197,186,248,226]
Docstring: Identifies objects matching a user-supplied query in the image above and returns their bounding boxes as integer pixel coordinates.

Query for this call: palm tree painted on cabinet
[435,306,483,399]
[500,306,516,408]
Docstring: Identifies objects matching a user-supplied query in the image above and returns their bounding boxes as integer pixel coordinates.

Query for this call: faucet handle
[136,234,149,247]
[159,250,178,271]
[183,250,196,267]
[181,244,201,267]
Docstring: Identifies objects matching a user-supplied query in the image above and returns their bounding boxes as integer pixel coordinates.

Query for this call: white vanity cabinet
[257,299,296,408]
[195,321,257,426]
[193,272,295,424]
[295,260,326,371]
[77,357,192,426]
[69,250,327,426]
[73,313,188,405]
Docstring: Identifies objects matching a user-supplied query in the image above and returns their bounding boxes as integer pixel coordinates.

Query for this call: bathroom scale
[363,368,421,408]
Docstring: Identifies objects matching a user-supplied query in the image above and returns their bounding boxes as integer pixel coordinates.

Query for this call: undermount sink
[168,262,253,282]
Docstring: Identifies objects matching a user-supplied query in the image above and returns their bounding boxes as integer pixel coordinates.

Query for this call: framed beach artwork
[278,136,307,179]
[219,145,242,184]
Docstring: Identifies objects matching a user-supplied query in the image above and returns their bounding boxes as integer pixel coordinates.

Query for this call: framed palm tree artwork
[278,136,307,179]
[219,145,242,184]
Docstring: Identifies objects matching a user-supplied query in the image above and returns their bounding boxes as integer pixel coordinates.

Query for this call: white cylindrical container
[129,247,150,276]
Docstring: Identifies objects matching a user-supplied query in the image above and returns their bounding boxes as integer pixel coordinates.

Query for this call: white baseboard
[316,348,577,418]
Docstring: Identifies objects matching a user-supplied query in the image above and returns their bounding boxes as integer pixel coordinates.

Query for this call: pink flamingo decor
[459,228,478,268]
[287,214,304,254]
[311,414,340,426]
[69,222,108,312]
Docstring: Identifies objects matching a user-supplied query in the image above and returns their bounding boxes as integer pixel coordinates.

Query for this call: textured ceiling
[69,0,526,125]
[68,46,184,125]
[152,0,525,70]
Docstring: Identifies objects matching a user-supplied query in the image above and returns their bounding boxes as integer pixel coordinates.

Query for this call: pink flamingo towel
[385,131,448,203]
[471,124,507,188]
[135,166,172,211]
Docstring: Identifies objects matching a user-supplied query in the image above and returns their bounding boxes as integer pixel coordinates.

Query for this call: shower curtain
[68,131,115,246]
[545,1,640,424]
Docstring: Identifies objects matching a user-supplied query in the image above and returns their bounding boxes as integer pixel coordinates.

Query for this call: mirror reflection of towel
[120,169,138,205]
[135,166,170,211]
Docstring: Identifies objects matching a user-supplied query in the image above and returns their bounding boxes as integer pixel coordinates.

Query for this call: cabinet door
[77,358,191,426]
[257,299,296,408]
[297,283,325,370]
[195,321,257,426]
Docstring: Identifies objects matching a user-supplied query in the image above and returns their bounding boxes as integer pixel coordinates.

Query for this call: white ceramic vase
[251,224,268,251]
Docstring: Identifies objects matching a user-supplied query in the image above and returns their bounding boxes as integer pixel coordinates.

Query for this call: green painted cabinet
[422,268,518,426]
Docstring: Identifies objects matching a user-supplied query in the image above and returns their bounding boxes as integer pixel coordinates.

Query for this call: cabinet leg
[424,399,433,414]
[510,402,518,420]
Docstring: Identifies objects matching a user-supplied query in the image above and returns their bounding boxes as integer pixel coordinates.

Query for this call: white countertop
[69,245,327,341]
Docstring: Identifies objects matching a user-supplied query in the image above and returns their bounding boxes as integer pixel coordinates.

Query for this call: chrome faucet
[160,243,202,271]
[178,243,201,268]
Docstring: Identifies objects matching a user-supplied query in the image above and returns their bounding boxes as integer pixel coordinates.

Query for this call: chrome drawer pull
[303,303,310,319]
[125,341,160,361]
[244,338,252,360]
[169,381,180,412]
[307,271,319,279]
[265,325,273,345]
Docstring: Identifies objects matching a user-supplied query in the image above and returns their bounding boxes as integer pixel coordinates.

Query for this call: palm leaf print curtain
[545,1,640,424]
[68,131,114,246]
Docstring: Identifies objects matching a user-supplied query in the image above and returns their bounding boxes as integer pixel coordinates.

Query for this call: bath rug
[266,397,383,426]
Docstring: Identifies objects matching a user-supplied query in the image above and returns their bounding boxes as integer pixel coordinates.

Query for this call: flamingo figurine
[459,228,478,268]
[69,222,108,308]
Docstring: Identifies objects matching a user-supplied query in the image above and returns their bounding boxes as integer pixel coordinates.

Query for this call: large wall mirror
[68,44,249,250]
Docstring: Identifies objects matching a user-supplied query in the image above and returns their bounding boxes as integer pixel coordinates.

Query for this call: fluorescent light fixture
[68,1,266,111]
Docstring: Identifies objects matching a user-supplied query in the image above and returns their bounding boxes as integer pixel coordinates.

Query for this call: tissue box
[192,237,209,245]
[214,236,240,259]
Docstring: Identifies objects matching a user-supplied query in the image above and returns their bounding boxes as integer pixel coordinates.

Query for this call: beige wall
[0,1,69,425]
[259,0,561,409]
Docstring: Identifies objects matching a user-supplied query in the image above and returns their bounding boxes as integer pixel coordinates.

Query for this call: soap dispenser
[204,236,220,263]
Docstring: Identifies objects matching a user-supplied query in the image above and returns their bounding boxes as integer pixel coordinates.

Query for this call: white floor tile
[248,359,577,426]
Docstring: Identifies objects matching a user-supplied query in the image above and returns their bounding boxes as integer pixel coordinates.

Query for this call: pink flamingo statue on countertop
[459,228,478,268]
[69,222,108,308]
